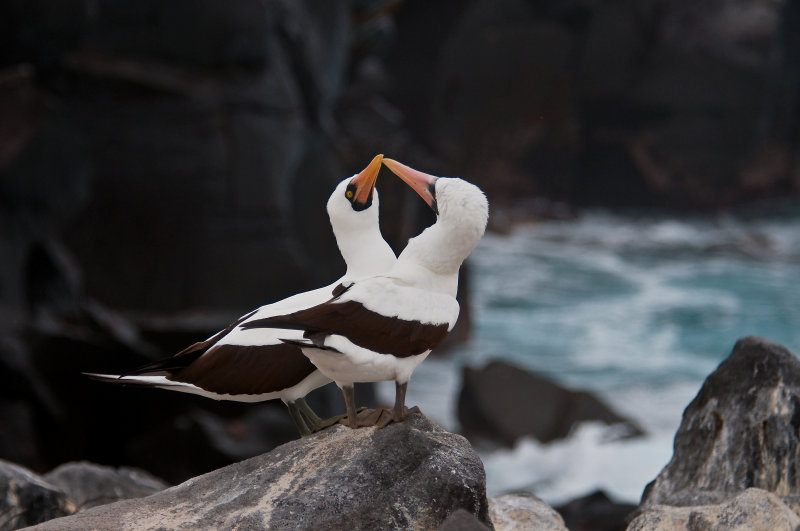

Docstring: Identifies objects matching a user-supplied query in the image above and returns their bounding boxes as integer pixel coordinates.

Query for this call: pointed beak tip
[382,159,438,212]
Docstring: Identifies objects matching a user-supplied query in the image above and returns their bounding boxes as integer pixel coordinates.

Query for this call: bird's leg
[296,396,344,431]
[341,384,359,429]
[286,401,312,437]
[393,381,408,422]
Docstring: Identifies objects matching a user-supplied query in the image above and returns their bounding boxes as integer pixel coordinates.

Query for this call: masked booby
[242,159,489,428]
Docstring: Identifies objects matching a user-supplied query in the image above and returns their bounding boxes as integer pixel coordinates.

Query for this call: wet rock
[641,337,800,509]
[489,492,568,531]
[458,361,643,447]
[556,490,636,531]
[0,459,76,530]
[42,462,168,511]
[29,413,492,530]
[629,488,800,531]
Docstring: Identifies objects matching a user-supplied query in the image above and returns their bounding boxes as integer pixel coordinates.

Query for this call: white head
[326,155,396,279]
[383,159,489,277]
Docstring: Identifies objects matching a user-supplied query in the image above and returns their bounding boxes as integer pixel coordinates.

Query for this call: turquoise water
[383,202,800,503]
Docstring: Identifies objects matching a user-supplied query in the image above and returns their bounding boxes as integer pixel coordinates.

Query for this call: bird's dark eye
[345,183,357,201]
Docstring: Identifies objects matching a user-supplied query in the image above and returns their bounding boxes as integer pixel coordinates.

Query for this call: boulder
[43,462,168,511]
[0,459,76,529]
[489,492,568,531]
[458,360,643,447]
[29,413,493,530]
[556,490,636,531]
[628,488,800,531]
[641,337,800,510]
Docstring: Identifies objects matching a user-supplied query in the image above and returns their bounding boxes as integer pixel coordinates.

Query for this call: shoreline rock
[630,488,800,530]
[28,413,493,530]
[641,337,800,510]
[458,360,644,448]
[631,336,800,529]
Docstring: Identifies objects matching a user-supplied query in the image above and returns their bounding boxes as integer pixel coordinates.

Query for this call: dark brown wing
[242,300,450,358]
[167,343,317,395]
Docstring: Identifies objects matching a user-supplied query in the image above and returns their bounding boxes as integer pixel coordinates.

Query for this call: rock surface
[629,488,800,531]
[489,492,568,531]
[42,462,169,511]
[458,360,643,447]
[0,459,76,529]
[29,413,493,530]
[641,336,800,510]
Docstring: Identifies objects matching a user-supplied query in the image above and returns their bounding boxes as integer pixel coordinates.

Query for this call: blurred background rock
[1,0,798,484]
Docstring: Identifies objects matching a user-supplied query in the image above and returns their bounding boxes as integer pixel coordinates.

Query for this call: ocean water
[379,201,800,505]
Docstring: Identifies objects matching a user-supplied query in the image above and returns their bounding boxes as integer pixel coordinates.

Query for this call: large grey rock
[458,360,643,447]
[42,462,168,511]
[628,488,800,531]
[0,459,75,530]
[642,337,800,510]
[489,492,568,531]
[29,413,493,530]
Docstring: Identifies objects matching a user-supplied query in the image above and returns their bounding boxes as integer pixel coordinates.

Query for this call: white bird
[86,154,396,435]
[243,158,489,428]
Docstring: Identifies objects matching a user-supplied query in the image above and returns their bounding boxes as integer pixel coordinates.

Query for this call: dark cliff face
[388,0,800,211]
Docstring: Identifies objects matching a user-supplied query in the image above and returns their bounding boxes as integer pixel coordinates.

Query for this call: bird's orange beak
[349,154,383,205]
[383,158,438,214]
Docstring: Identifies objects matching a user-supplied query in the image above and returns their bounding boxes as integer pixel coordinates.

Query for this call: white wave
[481,422,676,505]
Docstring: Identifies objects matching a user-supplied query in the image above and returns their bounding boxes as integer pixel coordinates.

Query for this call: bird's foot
[392,405,422,424]
[338,407,386,428]
[339,406,422,428]
[310,413,348,432]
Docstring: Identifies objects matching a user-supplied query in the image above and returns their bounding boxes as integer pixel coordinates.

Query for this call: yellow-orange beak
[383,158,438,214]
[349,154,384,206]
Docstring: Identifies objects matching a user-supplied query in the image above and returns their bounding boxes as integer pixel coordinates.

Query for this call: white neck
[389,220,477,297]
[335,223,396,281]
[389,177,488,297]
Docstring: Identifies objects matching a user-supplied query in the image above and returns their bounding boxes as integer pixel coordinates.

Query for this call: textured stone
[628,488,800,531]
[43,462,168,511]
[458,360,643,447]
[29,413,492,530]
[642,337,800,509]
[489,492,568,531]
[0,459,76,529]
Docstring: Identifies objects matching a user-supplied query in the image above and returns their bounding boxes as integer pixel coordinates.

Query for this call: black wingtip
[82,371,123,382]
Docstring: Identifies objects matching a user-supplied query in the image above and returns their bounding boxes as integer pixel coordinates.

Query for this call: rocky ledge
[26,413,492,530]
